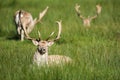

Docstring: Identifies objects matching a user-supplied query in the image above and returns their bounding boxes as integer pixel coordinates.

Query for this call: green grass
[0,0,120,80]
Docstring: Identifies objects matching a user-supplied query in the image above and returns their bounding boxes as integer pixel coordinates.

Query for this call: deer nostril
[42,48,46,52]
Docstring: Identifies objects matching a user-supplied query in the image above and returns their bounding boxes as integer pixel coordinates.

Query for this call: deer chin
[40,52,46,55]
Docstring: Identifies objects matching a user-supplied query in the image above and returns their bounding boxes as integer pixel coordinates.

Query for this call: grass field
[0,0,120,80]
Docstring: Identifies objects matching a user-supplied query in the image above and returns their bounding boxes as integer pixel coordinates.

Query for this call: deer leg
[21,29,24,41]
[17,26,21,35]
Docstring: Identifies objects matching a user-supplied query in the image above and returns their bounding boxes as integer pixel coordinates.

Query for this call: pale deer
[14,6,49,41]
[75,4,102,27]
[30,21,72,66]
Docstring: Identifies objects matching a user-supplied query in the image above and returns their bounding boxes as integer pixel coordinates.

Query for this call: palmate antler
[96,4,102,15]
[14,6,49,41]
[34,6,49,25]
[75,4,85,19]
[25,6,49,40]
[90,4,102,20]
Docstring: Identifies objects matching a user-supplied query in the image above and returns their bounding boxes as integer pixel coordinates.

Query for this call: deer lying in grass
[75,4,102,27]
[30,21,72,66]
[14,6,49,41]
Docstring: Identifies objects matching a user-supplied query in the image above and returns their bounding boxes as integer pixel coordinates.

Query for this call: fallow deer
[75,4,102,27]
[14,6,49,41]
[30,20,72,66]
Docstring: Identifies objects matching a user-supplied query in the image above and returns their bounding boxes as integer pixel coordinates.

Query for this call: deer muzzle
[37,47,46,55]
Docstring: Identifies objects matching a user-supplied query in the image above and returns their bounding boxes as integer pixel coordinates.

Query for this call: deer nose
[42,48,46,52]
[38,48,46,54]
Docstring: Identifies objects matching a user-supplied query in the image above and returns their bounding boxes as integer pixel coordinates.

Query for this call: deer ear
[32,40,39,46]
[47,41,54,46]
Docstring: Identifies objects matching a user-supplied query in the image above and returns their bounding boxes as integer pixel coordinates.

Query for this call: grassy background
[0,0,120,80]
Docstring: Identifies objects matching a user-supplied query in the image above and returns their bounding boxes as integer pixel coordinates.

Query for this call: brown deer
[75,4,102,27]
[14,6,49,41]
[30,20,72,66]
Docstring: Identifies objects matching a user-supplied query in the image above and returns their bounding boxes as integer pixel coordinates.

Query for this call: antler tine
[46,32,55,41]
[75,4,80,15]
[34,6,49,24]
[39,6,49,21]
[75,3,84,19]
[46,20,62,42]
[26,36,36,41]
[25,31,41,41]
[96,4,102,15]
[53,20,62,41]
[90,4,102,20]
[38,31,41,41]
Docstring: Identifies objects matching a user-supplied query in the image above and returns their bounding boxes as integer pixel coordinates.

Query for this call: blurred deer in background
[29,20,72,66]
[14,6,49,41]
[75,4,102,27]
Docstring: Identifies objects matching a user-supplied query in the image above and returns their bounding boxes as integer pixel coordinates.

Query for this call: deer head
[31,20,62,53]
[75,4,102,27]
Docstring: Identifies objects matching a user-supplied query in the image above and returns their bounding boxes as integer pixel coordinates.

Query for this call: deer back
[48,55,72,64]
